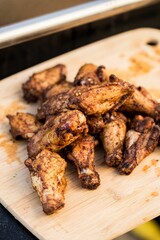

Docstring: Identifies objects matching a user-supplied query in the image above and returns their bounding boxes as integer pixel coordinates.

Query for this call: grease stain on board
[142,159,160,177]
[0,100,27,121]
[150,192,159,197]
[0,133,21,164]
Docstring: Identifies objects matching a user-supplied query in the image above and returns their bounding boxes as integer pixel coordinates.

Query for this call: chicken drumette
[27,110,88,158]
[25,149,67,214]
[7,112,41,140]
[22,64,67,102]
[100,112,127,167]
[67,134,100,189]
[118,115,160,175]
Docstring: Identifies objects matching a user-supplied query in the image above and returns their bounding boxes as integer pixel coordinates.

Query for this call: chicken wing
[37,80,134,120]
[7,112,41,139]
[25,149,67,214]
[118,116,160,175]
[100,112,127,167]
[73,63,100,86]
[74,64,109,86]
[120,85,160,119]
[42,81,72,101]
[22,64,67,102]
[28,110,88,158]
[69,81,133,116]
[67,135,100,189]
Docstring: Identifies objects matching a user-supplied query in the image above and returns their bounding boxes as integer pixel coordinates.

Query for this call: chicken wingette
[120,85,160,119]
[67,135,100,189]
[25,149,67,215]
[37,80,134,120]
[22,64,67,102]
[118,116,160,174]
[28,110,88,158]
[100,112,127,167]
[7,112,41,140]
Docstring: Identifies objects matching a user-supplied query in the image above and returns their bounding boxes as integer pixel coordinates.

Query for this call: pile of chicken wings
[7,63,160,214]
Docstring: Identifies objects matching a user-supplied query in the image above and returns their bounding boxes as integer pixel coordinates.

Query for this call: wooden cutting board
[0,28,160,240]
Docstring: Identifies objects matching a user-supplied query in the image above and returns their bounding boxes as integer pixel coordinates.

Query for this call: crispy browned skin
[7,112,41,139]
[74,64,100,86]
[37,80,134,119]
[69,81,133,115]
[22,64,67,102]
[120,85,159,119]
[130,115,155,133]
[67,135,100,189]
[28,110,88,158]
[100,112,127,167]
[25,149,67,214]
[87,115,105,134]
[42,81,72,101]
[37,89,70,120]
[118,116,160,175]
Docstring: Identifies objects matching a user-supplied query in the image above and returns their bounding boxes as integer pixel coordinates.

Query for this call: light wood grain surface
[0,28,160,240]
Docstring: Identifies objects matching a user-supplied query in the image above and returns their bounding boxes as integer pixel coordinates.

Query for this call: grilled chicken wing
[120,85,160,119]
[37,80,134,120]
[22,64,67,102]
[25,149,67,214]
[28,110,88,158]
[74,64,109,86]
[42,81,72,101]
[118,116,160,174]
[100,112,127,167]
[67,135,100,189]
[69,81,133,115]
[73,63,100,86]
[7,112,41,139]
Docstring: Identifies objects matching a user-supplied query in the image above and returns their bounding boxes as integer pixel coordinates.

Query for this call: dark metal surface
[0,2,160,240]
[1,0,158,48]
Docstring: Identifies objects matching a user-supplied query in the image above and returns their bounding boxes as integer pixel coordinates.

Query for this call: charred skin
[118,116,160,175]
[130,115,155,133]
[28,110,88,158]
[37,89,71,120]
[25,149,67,215]
[67,135,100,189]
[37,80,134,120]
[7,112,41,140]
[22,64,67,102]
[96,65,109,82]
[100,112,127,167]
[42,81,72,101]
[87,115,105,134]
